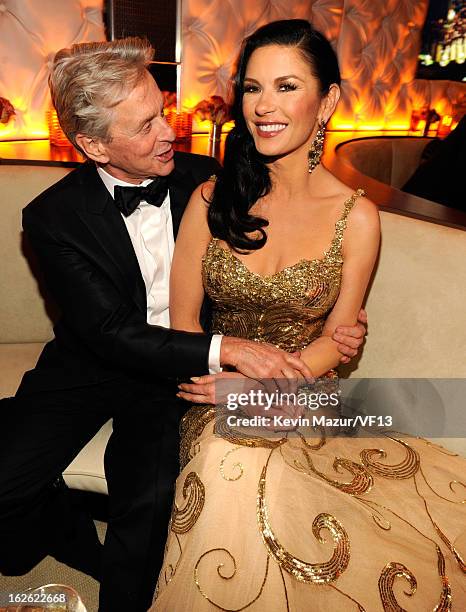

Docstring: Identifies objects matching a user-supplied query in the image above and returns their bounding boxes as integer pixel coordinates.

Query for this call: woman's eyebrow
[274,74,304,82]
[243,74,304,83]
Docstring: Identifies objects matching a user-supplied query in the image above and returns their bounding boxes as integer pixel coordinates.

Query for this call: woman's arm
[301,197,380,376]
[169,180,215,332]
[172,179,315,389]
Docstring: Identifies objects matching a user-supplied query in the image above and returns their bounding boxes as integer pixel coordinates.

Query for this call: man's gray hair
[49,37,154,151]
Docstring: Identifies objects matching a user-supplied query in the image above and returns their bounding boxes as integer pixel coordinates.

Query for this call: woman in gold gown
[151,20,466,611]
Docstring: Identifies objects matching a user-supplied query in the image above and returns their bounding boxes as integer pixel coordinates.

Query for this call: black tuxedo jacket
[18,151,221,395]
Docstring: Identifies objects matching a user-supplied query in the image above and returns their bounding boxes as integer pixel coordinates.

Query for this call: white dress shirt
[97,166,222,373]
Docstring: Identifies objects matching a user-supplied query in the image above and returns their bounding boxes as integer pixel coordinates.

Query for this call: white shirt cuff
[208,334,223,374]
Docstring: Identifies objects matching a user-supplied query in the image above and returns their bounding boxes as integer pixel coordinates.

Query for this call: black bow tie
[113,177,169,217]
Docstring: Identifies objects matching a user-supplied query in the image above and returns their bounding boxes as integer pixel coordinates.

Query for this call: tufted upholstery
[1,0,465,140]
[181,0,466,130]
[0,0,105,140]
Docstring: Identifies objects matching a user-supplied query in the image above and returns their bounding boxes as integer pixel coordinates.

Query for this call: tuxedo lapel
[70,158,202,315]
[74,163,147,313]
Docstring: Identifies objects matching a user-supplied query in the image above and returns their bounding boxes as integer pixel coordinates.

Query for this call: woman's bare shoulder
[322,172,379,230]
[343,192,380,256]
[348,191,379,233]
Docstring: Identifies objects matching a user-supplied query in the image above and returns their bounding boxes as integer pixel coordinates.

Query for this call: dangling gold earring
[308,120,326,173]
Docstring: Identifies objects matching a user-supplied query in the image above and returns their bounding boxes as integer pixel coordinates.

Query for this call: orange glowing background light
[1,0,465,143]
[0,0,107,143]
[0,87,455,141]
[46,110,72,146]
[0,95,49,140]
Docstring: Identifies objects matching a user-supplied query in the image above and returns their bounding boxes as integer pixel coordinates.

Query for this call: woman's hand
[177,371,247,405]
[178,371,306,411]
[177,371,305,431]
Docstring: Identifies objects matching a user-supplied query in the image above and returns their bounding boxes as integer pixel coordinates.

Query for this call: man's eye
[278,82,297,92]
[143,123,152,133]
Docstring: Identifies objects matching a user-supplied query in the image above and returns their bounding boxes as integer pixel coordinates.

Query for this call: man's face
[99,71,175,183]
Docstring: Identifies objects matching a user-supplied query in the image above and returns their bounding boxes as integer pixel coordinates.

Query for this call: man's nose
[159,115,176,142]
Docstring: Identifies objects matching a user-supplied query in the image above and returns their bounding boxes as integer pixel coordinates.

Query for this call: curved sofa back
[0,164,71,343]
[336,137,432,189]
[342,210,466,378]
[1,164,465,377]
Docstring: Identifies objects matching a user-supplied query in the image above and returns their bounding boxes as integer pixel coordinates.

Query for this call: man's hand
[219,336,313,387]
[333,308,367,364]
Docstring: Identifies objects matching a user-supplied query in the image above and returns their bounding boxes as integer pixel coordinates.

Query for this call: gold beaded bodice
[202,189,365,353]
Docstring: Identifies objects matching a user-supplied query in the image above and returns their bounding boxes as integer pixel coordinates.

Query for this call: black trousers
[0,377,185,612]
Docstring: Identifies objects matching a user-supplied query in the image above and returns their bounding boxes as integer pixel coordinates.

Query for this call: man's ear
[75,134,110,163]
[318,83,341,124]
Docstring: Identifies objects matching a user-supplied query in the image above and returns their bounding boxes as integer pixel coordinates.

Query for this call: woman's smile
[254,121,288,137]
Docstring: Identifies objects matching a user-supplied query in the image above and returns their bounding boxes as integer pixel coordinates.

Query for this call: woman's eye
[244,85,260,94]
[278,82,297,92]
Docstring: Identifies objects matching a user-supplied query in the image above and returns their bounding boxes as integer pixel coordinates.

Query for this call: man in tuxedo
[0,38,365,611]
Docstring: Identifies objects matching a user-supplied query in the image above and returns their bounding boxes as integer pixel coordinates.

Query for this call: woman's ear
[318,83,341,124]
[75,134,110,163]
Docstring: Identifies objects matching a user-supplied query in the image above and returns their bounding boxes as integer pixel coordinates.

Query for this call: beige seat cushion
[63,420,111,495]
[0,342,44,397]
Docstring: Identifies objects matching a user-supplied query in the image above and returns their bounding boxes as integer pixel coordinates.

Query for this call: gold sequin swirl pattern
[257,462,350,583]
[171,472,205,534]
[378,545,452,611]
[360,437,420,479]
[378,561,417,611]
[179,406,216,470]
[300,449,374,495]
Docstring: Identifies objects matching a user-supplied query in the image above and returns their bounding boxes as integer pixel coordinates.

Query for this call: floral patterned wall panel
[0,0,105,140]
[181,0,466,130]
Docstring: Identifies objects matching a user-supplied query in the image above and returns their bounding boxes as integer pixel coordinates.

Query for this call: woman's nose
[254,90,276,116]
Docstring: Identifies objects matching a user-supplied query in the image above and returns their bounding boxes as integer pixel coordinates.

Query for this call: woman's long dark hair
[207,19,341,252]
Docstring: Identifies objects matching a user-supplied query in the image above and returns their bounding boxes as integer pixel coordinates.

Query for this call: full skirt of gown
[151,195,466,610]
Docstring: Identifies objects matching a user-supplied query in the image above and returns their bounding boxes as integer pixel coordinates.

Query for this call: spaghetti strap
[330,188,365,254]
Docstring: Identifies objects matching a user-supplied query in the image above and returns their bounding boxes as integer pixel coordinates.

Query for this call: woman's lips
[255,123,287,138]
[155,147,174,162]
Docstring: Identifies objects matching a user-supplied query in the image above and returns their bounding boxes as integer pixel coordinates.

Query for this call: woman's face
[242,45,327,159]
